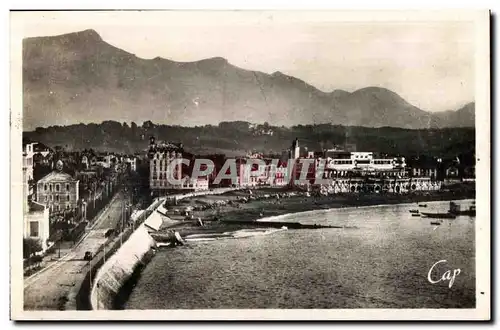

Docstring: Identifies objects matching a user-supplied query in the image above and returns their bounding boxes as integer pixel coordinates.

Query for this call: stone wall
[68,197,165,310]
[89,224,156,310]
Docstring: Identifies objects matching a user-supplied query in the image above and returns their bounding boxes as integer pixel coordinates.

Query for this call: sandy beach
[153,184,476,239]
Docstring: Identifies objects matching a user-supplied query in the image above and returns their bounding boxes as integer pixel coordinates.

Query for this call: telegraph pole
[58,231,61,258]
[120,202,123,247]
[89,256,92,290]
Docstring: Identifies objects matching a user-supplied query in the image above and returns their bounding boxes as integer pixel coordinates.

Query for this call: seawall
[166,187,244,202]
[89,224,156,310]
[69,190,239,310]
[67,197,165,310]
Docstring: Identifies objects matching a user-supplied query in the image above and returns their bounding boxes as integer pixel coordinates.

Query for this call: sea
[125,199,476,309]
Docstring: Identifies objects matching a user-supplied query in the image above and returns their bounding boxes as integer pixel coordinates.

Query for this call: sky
[13,10,477,112]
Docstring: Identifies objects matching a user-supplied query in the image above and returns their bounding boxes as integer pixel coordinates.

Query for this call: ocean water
[125,200,475,309]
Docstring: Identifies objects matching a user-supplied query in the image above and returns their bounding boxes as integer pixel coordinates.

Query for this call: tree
[34,164,52,181]
[142,120,155,130]
[23,238,42,259]
[31,255,43,268]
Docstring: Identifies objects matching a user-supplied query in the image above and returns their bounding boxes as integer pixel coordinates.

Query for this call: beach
[154,185,476,238]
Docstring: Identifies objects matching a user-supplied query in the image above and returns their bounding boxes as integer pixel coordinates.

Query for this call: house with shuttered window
[36,169,80,213]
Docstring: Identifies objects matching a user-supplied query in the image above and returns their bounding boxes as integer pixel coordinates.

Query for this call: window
[56,205,60,211]
[66,204,70,210]
[66,184,70,191]
[30,222,39,237]
[49,184,52,192]
[44,184,48,191]
[56,195,60,202]
[50,195,53,201]
[45,196,48,202]
[66,195,70,201]
[56,184,60,192]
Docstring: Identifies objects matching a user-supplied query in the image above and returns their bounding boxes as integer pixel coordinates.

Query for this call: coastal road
[23,191,129,311]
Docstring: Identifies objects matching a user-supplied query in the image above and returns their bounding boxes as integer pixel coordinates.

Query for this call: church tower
[291,138,300,160]
[148,136,156,159]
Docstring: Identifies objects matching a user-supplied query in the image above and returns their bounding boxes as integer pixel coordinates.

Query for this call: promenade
[23,191,128,310]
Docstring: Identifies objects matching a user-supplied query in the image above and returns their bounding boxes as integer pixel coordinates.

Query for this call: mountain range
[22,29,475,131]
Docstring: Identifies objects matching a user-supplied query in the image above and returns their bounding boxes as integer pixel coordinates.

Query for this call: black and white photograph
[10,10,490,320]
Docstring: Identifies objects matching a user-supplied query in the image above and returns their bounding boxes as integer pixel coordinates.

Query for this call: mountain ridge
[22,29,475,130]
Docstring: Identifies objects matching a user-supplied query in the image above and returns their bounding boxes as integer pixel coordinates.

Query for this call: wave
[184,227,288,242]
[256,198,475,224]
[185,237,218,242]
[229,228,287,238]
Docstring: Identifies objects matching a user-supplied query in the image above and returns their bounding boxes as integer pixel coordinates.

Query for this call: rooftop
[38,171,77,183]
[28,201,47,213]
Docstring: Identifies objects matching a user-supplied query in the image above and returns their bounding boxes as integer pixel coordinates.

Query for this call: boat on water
[419,204,428,207]
[421,212,457,219]
[448,201,476,217]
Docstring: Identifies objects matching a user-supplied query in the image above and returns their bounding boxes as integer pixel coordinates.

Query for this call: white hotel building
[148,136,209,193]
[321,150,406,177]
[148,137,184,192]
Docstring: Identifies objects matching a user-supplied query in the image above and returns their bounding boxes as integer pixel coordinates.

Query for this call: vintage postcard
[10,10,490,320]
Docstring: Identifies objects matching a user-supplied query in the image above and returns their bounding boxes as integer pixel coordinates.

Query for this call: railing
[71,196,166,310]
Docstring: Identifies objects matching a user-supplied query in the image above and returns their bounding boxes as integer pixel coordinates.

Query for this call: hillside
[23,121,476,159]
[430,103,476,128]
[23,29,475,131]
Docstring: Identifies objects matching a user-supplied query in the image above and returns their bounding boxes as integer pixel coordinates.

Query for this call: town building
[123,156,137,172]
[94,156,109,168]
[23,141,51,159]
[322,150,406,176]
[412,167,438,178]
[446,166,460,178]
[23,145,35,205]
[281,138,440,193]
[274,161,289,186]
[148,136,184,193]
[284,139,406,180]
[23,141,52,198]
[182,176,210,191]
[407,157,439,180]
[24,201,50,251]
[81,155,90,169]
[36,161,80,213]
[32,152,52,167]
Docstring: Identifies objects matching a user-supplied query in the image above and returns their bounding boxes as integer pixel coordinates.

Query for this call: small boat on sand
[409,209,419,214]
[421,212,456,219]
[419,204,428,207]
[430,221,442,225]
[412,214,421,217]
